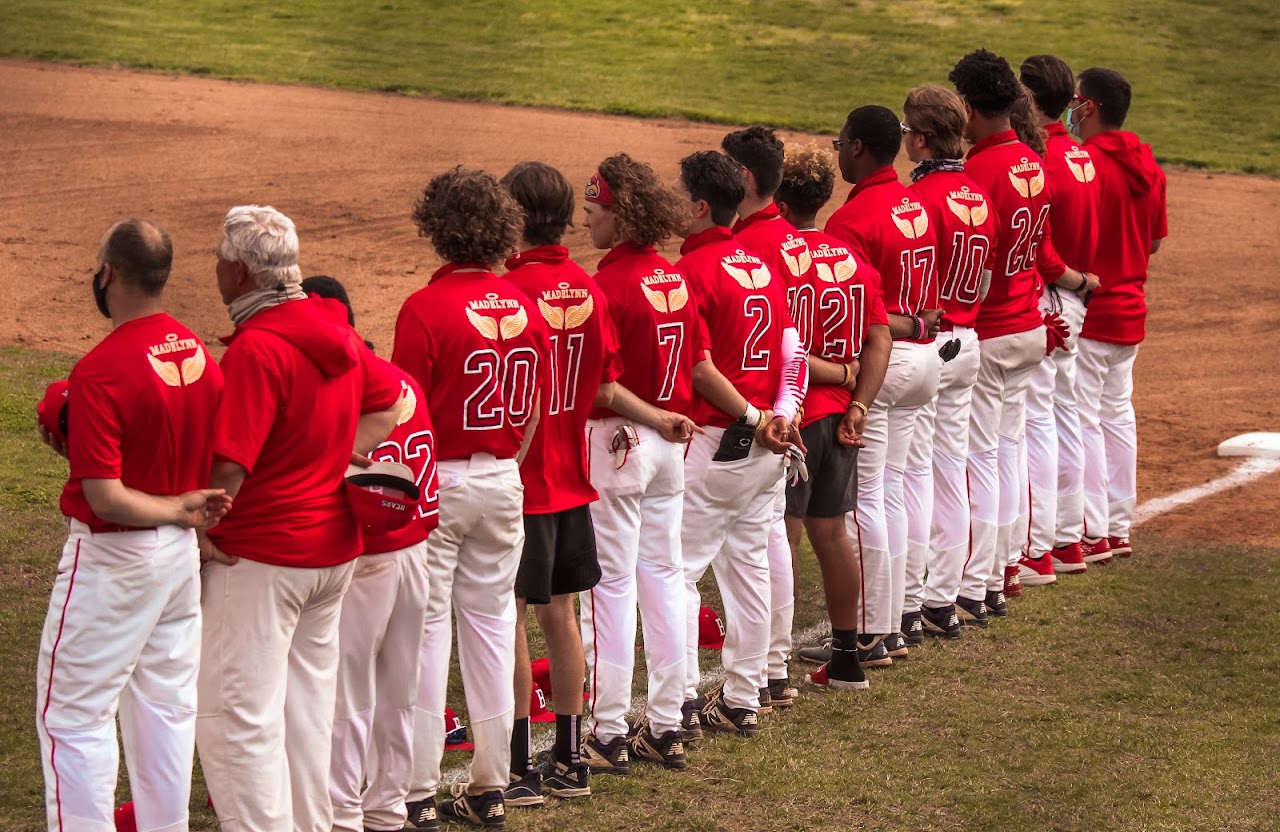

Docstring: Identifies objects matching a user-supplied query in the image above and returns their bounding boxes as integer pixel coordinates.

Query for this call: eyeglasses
[831,139,854,150]
[900,122,930,136]
[1071,93,1101,109]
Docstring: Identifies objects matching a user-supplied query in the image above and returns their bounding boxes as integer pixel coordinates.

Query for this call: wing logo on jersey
[891,198,930,239]
[780,237,813,278]
[1064,149,1097,183]
[815,255,858,284]
[146,333,205,387]
[396,380,418,426]
[641,280,689,313]
[723,261,772,290]
[466,304,528,340]
[1008,159,1046,197]
[537,293,595,330]
[946,188,991,227]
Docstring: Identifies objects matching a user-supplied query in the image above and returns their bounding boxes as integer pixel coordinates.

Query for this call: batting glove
[784,445,810,486]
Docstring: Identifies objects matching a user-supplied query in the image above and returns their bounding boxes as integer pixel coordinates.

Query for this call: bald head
[100,219,173,296]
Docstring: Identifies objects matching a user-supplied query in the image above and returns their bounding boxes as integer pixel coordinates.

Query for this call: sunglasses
[831,138,855,150]
[1071,93,1101,109]
[900,122,930,136]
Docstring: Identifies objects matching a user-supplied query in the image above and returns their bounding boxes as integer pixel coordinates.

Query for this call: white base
[1217,432,1280,459]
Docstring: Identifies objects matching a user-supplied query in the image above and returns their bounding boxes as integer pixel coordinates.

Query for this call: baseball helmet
[114,801,137,832]
[344,461,420,534]
[698,605,726,650]
[37,379,70,444]
[444,706,474,751]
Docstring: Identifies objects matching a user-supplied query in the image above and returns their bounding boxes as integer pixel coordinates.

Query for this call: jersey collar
[966,129,1020,159]
[1045,121,1068,138]
[597,241,656,271]
[843,165,899,203]
[731,201,781,234]
[504,245,569,272]
[428,262,492,284]
[678,225,734,257]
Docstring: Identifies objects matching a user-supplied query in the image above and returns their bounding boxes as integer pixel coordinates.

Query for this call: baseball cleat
[1017,554,1058,587]
[857,635,893,668]
[796,638,833,665]
[1051,543,1088,574]
[901,611,925,646]
[806,661,870,690]
[406,796,441,831]
[1003,564,1024,597]
[579,731,630,776]
[921,604,963,639]
[1080,537,1113,565]
[883,632,909,659]
[438,787,505,828]
[680,701,704,749]
[538,761,591,799]
[985,589,1010,618]
[766,677,797,709]
[700,697,759,738]
[955,596,989,628]
[503,769,543,809]
[1108,537,1133,558]
[627,722,689,770]
[757,686,774,717]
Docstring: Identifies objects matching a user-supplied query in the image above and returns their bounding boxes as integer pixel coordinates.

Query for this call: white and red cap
[344,460,419,534]
[698,605,726,650]
[37,379,70,444]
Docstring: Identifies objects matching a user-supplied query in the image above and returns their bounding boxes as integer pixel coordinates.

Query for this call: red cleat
[1051,543,1088,574]
[1108,537,1132,558]
[1003,564,1024,597]
[1017,554,1058,587]
[1081,537,1113,565]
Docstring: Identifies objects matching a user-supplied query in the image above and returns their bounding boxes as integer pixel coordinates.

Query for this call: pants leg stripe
[962,469,974,572]
[853,507,867,633]
[588,588,600,736]
[41,539,82,832]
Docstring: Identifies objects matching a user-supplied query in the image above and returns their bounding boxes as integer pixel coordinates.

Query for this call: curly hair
[500,161,574,247]
[1011,85,1048,156]
[678,151,747,228]
[721,125,786,197]
[775,144,835,220]
[411,167,522,267]
[949,49,1022,118]
[1020,54,1075,120]
[903,85,969,160]
[597,153,686,247]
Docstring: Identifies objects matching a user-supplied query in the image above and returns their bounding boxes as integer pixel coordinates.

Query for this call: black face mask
[92,266,111,319]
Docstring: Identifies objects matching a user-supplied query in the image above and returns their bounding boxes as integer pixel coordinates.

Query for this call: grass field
[0,0,1277,176]
[3,349,1279,831]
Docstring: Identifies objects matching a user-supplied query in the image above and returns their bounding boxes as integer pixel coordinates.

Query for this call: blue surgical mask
[1066,104,1085,138]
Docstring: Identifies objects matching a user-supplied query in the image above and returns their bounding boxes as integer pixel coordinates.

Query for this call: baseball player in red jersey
[1071,67,1168,560]
[198,205,404,832]
[394,169,548,829]
[675,150,808,736]
[896,86,998,640]
[35,220,228,832]
[824,105,942,664]
[948,50,1053,622]
[575,154,702,775]
[300,276,440,832]
[774,146,893,690]
[1017,55,1105,581]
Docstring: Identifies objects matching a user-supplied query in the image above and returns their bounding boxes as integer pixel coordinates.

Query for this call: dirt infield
[2,59,1276,546]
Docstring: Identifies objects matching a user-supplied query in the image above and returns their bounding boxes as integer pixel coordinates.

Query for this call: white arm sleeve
[771,326,809,422]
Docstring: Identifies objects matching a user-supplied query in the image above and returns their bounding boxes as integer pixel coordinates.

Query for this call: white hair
[218,205,302,290]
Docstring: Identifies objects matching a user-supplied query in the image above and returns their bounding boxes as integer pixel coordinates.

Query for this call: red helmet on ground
[698,605,726,650]
[38,379,70,444]
[344,460,419,534]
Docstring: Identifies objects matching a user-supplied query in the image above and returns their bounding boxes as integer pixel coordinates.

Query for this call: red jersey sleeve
[391,300,434,391]
[1151,171,1169,241]
[1037,218,1068,281]
[865,267,890,326]
[67,369,123,480]
[359,341,403,413]
[596,290,625,383]
[213,335,285,474]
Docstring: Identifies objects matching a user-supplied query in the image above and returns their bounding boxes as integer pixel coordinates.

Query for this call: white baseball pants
[330,543,429,832]
[582,418,687,742]
[197,556,356,832]
[682,427,784,711]
[959,327,1045,600]
[37,521,200,832]
[410,455,522,800]
[1076,338,1140,540]
[905,326,980,611]
[848,340,940,635]
[765,491,792,680]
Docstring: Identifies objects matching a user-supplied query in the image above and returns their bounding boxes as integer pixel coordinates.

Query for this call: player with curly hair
[394,166,548,829]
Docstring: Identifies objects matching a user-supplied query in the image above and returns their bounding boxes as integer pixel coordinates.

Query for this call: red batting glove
[1044,311,1069,355]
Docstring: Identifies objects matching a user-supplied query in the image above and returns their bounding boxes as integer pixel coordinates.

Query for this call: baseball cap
[114,801,137,832]
[698,605,726,650]
[444,706,474,752]
[37,379,70,444]
[530,682,555,723]
[530,657,591,703]
[344,461,420,534]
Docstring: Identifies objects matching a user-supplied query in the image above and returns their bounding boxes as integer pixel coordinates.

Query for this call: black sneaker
[921,604,963,639]
[681,701,704,749]
[579,731,629,775]
[691,679,725,711]
[503,769,543,809]
[766,678,796,709]
[757,686,774,717]
[857,635,893,668]
[438,788,505,828]
[955,596,989,628]
[700,697,759,738]
[539,760,591,799]
[901,612,925,646]
[797,638,832,664]
[627,722,689,770]
[883,632,909,658]
[406,796,441,831]
[985,589,1010,618]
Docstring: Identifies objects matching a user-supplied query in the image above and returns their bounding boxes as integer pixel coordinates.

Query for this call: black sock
[554,714,580,766]
[830,628,859,678]
[511,717,531,776]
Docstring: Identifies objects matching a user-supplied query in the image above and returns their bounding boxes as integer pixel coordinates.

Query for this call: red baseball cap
[530,682,555,723]
[531,657,552,695]
[37,379,70,444]
[345,461,419,534]
[444,706,474,752]
[114,801,137,832]
[699,605,726,650]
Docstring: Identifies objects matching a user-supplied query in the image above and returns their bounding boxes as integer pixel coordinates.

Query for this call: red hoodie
[211,297,402,567]
[1080,131,1168,345]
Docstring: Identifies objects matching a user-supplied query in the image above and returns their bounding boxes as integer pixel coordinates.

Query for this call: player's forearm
[81,478,188,528]
[692,358,748,420]
[771,326,808,422]
[850,325,891,408]
[355,405,401,456]
[516,403,541,466]
[599,382,664,430]
[806,354,849,386]
[209,459,248,499]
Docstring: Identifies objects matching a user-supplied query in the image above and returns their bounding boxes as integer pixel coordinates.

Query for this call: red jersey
[677,227,790,428]
[505,246,622,514]
[393,265,548,462]
[825,165,939,344]
[910,169,997,330]
[363,358,440,555]
[210,298,402,568]
[1079,131,1168,346]
[963,131,1053,340]
[1041,122,1101,274]
[589,243,698,417]
[791,229,889,425]
[61,313,223,532]
[732,202,816,290]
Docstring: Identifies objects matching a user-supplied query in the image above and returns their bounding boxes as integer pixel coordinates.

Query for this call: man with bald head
[35,219,230,832]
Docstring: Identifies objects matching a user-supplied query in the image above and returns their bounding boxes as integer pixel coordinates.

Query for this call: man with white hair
[196,205,404,832]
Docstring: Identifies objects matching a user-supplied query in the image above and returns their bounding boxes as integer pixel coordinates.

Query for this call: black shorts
[785,413,858,518]
[515,505,601,604]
